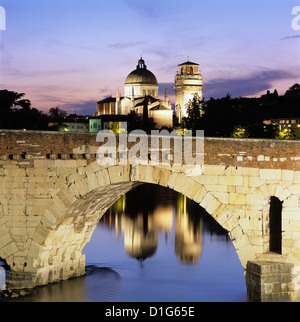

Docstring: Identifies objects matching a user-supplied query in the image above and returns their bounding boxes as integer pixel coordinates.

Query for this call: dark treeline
[1,84,300,138]
[182,83,300,139]
[0,90,71,130]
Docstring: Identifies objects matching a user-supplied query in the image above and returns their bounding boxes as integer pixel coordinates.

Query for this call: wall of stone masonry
[1,130,300,170]
[0,130,300,291]
[246,261,295,302]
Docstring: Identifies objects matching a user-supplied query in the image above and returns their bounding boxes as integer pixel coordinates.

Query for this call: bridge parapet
[0,130,300,170]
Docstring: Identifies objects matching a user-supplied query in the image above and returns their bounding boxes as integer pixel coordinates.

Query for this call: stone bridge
[0,129,300,301]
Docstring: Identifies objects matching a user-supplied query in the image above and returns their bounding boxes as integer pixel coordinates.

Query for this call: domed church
[124,57,158,99]
[96,57,173,129]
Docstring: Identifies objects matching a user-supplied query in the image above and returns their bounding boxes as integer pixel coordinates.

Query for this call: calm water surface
[1,184,247,302]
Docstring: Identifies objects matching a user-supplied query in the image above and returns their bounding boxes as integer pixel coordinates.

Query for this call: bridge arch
[19,163,258,288]
[2,162,299,290]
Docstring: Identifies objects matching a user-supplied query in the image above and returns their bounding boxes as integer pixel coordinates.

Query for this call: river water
[1,184,247,302]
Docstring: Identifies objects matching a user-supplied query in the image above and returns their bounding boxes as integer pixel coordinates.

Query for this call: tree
[182,93,204,133]
[231,125,249,138]
[0,89,26,111]
[286,83,300,93]
[187,93,204,120]
[0,90,26,128]
[48,107,68,122]
[285,83,300,100]
[0,89,49,130]
[276,128,296,140]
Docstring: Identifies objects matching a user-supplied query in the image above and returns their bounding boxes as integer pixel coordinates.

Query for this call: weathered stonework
[246,261,294,302]
[0,130,299,295]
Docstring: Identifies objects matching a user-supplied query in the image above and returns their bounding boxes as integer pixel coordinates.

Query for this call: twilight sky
[0,0,299,115]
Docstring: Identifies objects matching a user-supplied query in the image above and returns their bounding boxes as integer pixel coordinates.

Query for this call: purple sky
[0,0,299,115]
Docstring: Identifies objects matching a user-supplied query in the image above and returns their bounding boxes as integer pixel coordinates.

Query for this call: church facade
[96,57,203,128]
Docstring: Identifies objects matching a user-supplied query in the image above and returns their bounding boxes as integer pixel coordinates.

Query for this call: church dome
[125,57,158,86]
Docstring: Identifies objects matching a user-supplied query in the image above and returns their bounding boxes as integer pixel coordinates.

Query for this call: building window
[269,196,282,254]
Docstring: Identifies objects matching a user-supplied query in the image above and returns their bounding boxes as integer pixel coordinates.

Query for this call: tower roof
[125,57,158,86]
[178,61,199,66]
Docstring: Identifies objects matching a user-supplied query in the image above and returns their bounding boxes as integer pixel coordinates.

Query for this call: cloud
[34,94,96,115]
[64,100,96,116]
[122,0,160,18]
[158,82,174,95]
[204,69,298,99]
[44,39,100,52]
[108,41,147,50]
[280,35,300,40]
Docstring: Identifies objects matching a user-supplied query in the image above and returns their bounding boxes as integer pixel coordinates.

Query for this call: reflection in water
[175,200,203,265]
[2,184,246,302]
[102,184,228,266]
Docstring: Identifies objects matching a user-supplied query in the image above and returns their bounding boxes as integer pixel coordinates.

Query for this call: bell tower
[173,61,203,123]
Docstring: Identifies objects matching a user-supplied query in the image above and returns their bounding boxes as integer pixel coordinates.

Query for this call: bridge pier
[246,261,296,302]
[6,254,86,290]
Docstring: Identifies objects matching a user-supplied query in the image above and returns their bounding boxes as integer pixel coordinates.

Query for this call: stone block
[158,168,171,187]
[219,175,243,186]
[167,172,178,189]
[204,184,228,192]
[200,193,221,215]
[241,167,260,177]
[32,225,50,245]
[282,170,294,182]
[229,193,247,205]
[247,192,265,206]
[86,172,101,190]
[195,174,219,185]
[289,184,300,195]
[202,164,225,175]
[224,166,242,176]
[175,174,193,196]
[94,170,109,187]
[284,195,299,208]
[152,166,162,184]
[192,185,207,204]
[213,192,229,204]
[294,172,300,184]
[222,216,239,233]
[2,241,18,258]
[0,233,12,247]
[260,169,281,181]
[229,225,244,240]
[249,177,264,188]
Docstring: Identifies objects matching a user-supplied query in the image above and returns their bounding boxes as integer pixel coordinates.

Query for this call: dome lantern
[137,57,147,69]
